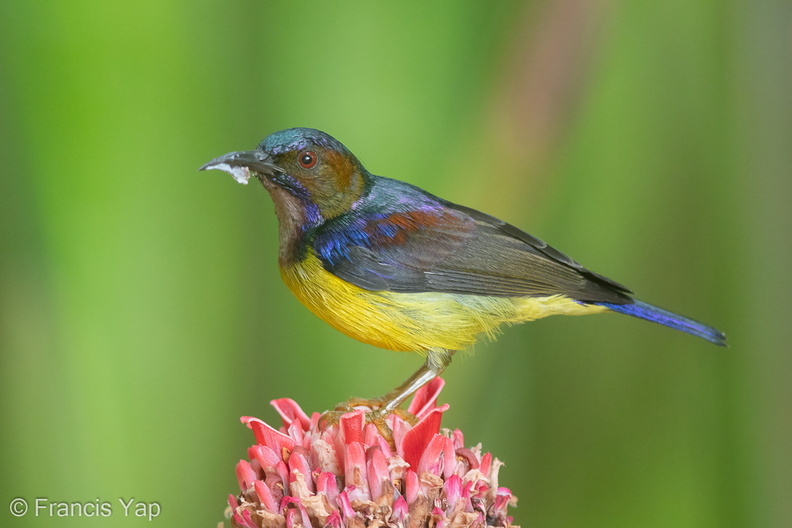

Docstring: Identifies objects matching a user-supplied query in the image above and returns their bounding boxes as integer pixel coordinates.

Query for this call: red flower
[228,378,518,528]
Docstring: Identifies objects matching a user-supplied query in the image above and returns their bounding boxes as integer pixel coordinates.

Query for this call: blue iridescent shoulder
[311,216,370,266]
[311,176,445,266]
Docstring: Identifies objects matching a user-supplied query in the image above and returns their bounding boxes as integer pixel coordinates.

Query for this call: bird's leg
[371,349,453,418]
[321,349,454,436]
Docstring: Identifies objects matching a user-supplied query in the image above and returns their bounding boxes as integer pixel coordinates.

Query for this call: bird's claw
[318,397,419,445]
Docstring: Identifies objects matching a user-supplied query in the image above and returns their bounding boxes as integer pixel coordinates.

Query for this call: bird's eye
[298,150,318,169]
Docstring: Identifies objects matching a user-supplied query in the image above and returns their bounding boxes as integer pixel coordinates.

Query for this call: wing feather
[313,182,632,304]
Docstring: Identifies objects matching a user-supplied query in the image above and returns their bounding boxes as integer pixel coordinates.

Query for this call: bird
[200,127,726,419]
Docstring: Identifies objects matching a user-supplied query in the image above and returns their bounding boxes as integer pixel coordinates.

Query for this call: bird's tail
[593,300,727,346]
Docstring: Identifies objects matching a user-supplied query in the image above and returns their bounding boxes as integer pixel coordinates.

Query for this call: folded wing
[313,189,632,305]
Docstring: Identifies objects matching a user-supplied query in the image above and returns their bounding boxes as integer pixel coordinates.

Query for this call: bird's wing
[313,198,632,304]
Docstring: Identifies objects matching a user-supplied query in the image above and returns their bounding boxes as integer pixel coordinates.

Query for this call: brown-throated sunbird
[200,128,726,419]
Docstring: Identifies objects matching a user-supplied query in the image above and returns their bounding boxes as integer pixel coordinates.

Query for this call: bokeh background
[1,1,790,527]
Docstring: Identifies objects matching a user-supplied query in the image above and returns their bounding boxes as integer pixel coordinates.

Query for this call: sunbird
[201,128,726,418]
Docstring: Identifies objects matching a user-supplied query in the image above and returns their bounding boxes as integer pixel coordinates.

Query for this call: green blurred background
[1,1,789,527]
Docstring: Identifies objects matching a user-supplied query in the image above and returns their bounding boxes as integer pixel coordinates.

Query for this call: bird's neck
[266,186,322,266]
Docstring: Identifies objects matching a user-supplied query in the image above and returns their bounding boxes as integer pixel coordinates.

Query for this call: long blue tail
[594,300,726,346]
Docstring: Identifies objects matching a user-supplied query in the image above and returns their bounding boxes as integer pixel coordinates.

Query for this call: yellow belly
[280,251,607,354]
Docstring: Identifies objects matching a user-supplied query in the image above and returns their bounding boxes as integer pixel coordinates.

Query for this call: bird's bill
[198,150,280,185]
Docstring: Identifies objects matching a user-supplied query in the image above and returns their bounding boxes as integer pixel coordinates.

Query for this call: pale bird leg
[320,349,455,443]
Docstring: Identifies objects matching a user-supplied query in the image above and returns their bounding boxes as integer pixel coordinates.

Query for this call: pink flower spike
[309,411,322,430]
[227,493,239,510]
[392,495,409,521]
[445,474,463,505]
[288,450,315,494]
[400,404,449,469]
[287,422,305,446]
[339,409,365,446]
[461,479,473,501]
[343,442,369,495]
[417,434,447,476]
[248,444,280,472]
[479,452,492,477]
[451,429,465,450]
[253,480,278,513]
[275,460,290,496]
[366,446,389,501]
[282,498,311,528]
[226,379,518,527]
[242,416,296,453]
[284,507,298,528]
[235,459,257,491]
[441,437,457,479]
[391,416,410,456]
[325,510,343,528]
[432,506,447,528]
[407,376,445,419]
[363,422,392,457]
[405,468,419,504]
[316,471,339,506]
[494,493,511,513]
[337,490,356,519]
[271,398,311,430]
[238,509,258,528]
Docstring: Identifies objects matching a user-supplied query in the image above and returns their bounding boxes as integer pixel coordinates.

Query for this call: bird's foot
[319,397,418,446]
[320,397,418,425]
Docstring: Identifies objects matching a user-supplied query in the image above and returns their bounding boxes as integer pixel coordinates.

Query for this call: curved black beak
[198,150,280,185]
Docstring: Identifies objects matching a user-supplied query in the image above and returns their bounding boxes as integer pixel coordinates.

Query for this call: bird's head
[200,128,369,226]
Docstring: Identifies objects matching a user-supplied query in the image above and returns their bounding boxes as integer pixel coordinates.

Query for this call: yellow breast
[280,251,607,354]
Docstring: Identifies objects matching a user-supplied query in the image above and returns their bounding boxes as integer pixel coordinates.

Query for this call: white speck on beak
[204,162,251,185]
